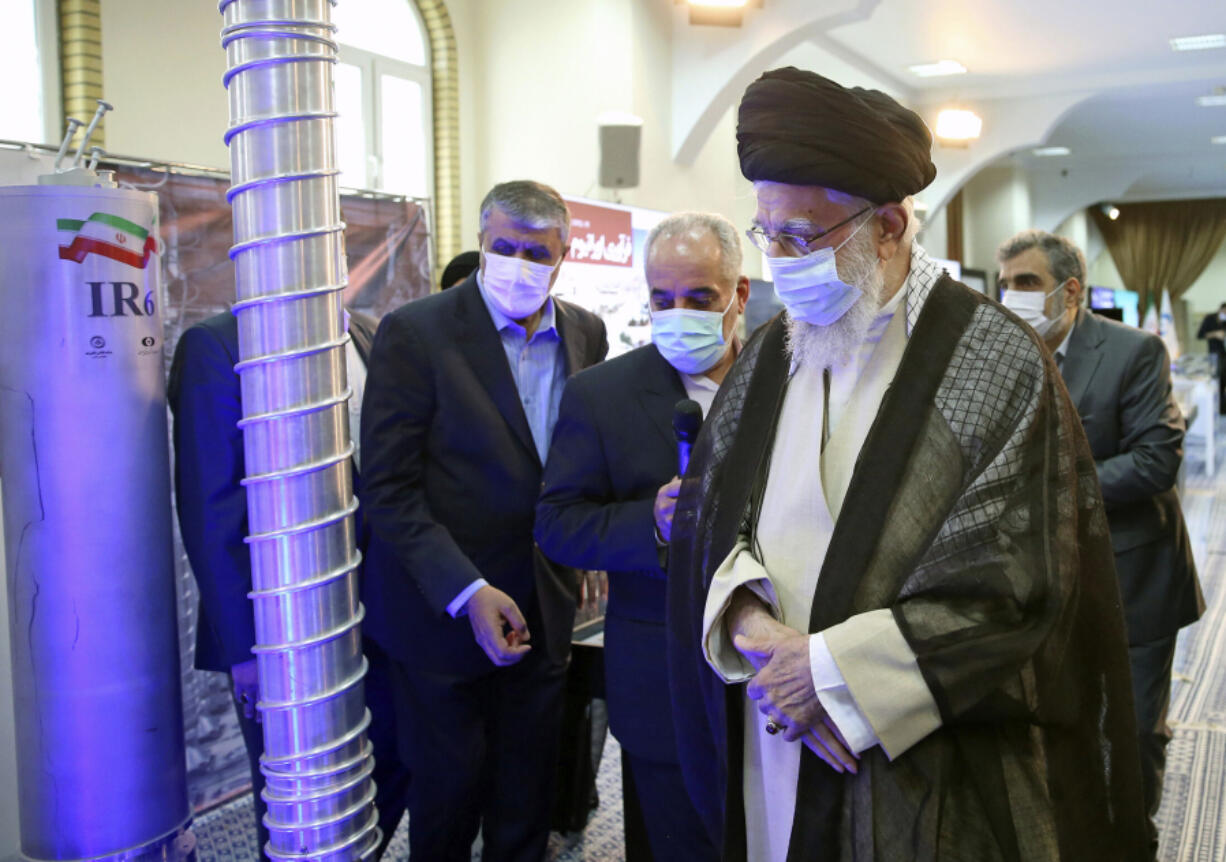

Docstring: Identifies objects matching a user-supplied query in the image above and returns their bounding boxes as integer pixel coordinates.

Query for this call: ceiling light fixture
[1032,146,1071,157]
[1170,34,1226,51]
[1101,203,1121,221]
[935,108,982,144]
[1212,136,1226,145]
[1196,87,1226,107]
[908,60,967,78]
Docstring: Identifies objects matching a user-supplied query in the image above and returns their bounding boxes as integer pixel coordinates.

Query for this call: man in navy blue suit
[536,212,748,861]
[168,307,409,856]
[360,180,608,862]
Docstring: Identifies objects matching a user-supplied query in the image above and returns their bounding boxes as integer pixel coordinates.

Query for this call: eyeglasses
[745,205,873,256]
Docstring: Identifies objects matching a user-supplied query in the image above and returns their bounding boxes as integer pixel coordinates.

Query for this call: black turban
[737,67,936,204]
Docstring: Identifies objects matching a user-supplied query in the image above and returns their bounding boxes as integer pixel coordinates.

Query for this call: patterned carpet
[194,418,1226,862]
[193,735,627,861]
[1155,413,1226,862]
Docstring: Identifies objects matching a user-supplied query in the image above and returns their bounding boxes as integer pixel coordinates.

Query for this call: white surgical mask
[1001,281,1069,338]
[481,251,558,319]
[766,216,872,326]
[651,298,737,375]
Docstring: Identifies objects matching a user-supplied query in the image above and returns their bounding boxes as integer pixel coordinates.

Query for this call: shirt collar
[679,371,721,393]
[1054,315,1076,360]
[476,270,559,338]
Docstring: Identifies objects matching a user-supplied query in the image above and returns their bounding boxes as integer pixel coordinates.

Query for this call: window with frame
[1,0,45,144]
[332,0,432,199]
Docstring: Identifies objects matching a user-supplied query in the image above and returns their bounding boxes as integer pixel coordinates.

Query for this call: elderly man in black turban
[667,67,1148,861]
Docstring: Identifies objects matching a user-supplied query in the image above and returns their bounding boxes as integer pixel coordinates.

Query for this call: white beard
[785,230,887,371]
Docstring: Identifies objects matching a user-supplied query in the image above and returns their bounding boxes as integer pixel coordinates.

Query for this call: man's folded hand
[465,585,532,666]
[736,629,859,775]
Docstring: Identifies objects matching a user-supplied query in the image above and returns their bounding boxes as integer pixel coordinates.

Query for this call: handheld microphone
[673,399,703,476]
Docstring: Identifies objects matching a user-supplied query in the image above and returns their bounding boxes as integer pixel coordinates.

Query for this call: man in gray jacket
[998,230,1204,859]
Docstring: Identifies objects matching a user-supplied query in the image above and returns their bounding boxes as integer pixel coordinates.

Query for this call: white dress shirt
[679,370,720,418]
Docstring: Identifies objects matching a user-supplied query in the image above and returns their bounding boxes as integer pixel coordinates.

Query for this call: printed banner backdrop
[105,163,433,813]
[555,196,668,358]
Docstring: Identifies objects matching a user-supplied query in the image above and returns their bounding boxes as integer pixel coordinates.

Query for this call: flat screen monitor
[961,267,987,296]
[1090,287,1116,309]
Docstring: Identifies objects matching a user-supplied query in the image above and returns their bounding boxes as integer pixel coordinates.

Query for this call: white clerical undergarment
[701,282,941,862]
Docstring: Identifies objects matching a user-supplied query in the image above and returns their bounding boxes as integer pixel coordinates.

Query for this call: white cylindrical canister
[0,184,190,860]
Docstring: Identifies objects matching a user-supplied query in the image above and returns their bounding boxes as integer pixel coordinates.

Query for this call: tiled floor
[193,417,1226,861]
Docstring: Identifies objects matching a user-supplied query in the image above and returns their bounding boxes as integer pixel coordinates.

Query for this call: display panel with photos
[554,196,668,358]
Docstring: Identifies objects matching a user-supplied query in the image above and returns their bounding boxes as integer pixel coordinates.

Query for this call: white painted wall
[1053,209,1089,255]
[918,204,948,261]
[1087,246,1125,289]
[449,0,761,275]
[960,164,1034,273]
[98,1,230,170]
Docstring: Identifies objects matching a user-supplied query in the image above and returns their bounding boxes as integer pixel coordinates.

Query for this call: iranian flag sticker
[57,212,157,269]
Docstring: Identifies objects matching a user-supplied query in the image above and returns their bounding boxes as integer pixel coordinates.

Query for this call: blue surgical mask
[651,298,737,375]
[766,215,872,326]
[482,251,559,319]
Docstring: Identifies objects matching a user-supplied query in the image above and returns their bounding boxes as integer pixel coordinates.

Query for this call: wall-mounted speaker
[598,113,642,190]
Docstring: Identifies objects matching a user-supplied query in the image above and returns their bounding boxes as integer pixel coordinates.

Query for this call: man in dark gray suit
[537,212,746,862]
[998,230,1204,859]
[360,180,608,861]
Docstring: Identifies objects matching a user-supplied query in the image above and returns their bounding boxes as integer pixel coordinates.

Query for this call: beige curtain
[1090,198,1226,314]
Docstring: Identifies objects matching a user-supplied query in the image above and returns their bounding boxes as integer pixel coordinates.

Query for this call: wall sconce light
[680,0,762,27]
[935,108,983,146]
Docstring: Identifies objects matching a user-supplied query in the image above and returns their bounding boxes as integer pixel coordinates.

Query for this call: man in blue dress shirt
[359,180,608,862]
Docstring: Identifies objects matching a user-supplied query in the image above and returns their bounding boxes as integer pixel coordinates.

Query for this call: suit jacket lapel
[638,346,689,453]
[554,298,589,377]
[1061,309,1104,409]
[453,278,539,463]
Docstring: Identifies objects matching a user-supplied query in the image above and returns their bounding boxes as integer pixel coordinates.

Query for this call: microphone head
[673,398,703,443]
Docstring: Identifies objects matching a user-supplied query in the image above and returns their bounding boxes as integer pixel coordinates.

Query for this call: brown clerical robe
[666,271,1148,861]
